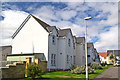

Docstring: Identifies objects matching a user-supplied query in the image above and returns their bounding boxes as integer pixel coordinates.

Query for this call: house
[98,52,108,64]
[0,46,12,61]
[10,14,59,70]
[8,14,74,70]
[107,50,120,65]
[87,43,95,64]
[73,36,77,65]
[94,48,100,63]
[57,28,74,69]
[75,37,86,66]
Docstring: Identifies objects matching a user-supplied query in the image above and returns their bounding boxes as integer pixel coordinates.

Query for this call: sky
[0,1,119,52]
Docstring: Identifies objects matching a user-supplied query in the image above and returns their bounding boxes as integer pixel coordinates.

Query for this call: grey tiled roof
[76,37,85,44]
[87,43,94,48]
[58,28,72,37]
[0,46,12,51]
[31,15,50,32]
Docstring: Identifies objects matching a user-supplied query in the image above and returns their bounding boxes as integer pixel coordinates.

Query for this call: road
[94,67,120,80]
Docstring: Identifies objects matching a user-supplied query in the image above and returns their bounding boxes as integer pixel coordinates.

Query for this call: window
[104,57,106,59]
[52,35,55,45]
[51,54,56,66]
[60,53,62,55]
[73,43,75,49]
[67,55,69,64]
[68,39,70,47]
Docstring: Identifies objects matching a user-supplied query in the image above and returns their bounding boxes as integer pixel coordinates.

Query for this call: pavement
[94,67,120,80]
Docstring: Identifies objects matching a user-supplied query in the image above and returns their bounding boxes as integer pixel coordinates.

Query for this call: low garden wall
[0,62,26,79]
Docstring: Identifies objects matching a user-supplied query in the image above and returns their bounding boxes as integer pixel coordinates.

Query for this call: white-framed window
[67,55,69,64]
[51,54,56,66]
[52,35,55,45]
[68,39,70,47]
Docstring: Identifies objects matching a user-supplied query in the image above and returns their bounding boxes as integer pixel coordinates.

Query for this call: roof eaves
[31,15,50,33]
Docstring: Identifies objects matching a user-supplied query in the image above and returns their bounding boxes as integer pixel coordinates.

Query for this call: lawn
[19,65,114,80]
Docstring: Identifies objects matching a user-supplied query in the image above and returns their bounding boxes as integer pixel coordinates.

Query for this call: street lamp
[84,17,92,80]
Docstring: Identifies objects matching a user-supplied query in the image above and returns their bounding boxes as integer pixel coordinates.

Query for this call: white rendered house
[98,52,108,64]
[57,29,74,69]
[87,43,95,64]
[11,14,59,70]
[11,14,74,70]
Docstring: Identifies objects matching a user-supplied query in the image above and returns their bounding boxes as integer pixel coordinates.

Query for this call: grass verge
[19,65,114,80]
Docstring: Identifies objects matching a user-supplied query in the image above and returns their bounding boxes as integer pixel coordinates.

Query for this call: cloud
[56,10,77,20]
[0,2,118,52]
[94,26,118,52]
[0,10,28,46]
[33,5,58,21]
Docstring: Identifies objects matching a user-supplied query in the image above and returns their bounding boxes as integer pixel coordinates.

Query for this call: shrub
[90,62,102,69]
[26,63,42,79]
[101,63,105,66]
[70,64,77,70]
[110,54,114,59]
[71,66,94,74]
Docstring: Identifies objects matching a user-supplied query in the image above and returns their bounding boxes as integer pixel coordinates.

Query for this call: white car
[116,56,120,66]
[116,60,120,66]
[116,56,120,60]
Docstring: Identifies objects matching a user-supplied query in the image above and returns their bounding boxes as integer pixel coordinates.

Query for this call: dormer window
[52,35,55,45]
[68,39,70,47]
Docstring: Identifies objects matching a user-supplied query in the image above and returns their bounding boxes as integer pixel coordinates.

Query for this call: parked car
[116,61,120,67]
[116,56,120,67]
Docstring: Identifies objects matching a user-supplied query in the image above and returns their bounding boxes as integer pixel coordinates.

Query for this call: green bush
[70,64,77,70]
[90,62,102,69]
[26,63,42,79]
[110,54,114,59]
[71,66,94,74]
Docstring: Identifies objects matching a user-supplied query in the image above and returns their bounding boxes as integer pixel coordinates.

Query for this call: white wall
[47,28,58,69]
[57,31,74,69]
[87,47,94,64]
[57,37,66,69]
[99,56,108,63]
[12,16,49,61]
[73,37,76,65]
[75,43,85,66]
[65,32,74,69]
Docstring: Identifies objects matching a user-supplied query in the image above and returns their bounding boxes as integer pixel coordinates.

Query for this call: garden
[19,62,115,80]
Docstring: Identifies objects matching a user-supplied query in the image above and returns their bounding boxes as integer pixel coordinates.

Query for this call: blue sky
[0,2,118,52]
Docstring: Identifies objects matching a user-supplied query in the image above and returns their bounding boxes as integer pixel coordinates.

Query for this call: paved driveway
[94,67,120,80]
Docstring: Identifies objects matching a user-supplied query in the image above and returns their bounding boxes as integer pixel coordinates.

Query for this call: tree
[110,54,114,59]
[26,63,42,79]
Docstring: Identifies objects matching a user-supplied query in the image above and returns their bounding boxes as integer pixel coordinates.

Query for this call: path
[94,67,120,79]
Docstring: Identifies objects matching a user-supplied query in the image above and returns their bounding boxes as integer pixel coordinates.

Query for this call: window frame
[51,54,56,66]
[52,35,56,45]
[68,39,70,47]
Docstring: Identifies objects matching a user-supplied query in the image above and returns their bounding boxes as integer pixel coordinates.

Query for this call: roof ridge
[59,28,71,30]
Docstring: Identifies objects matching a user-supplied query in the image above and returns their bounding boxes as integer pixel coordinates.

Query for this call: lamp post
[84,17,92,80]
